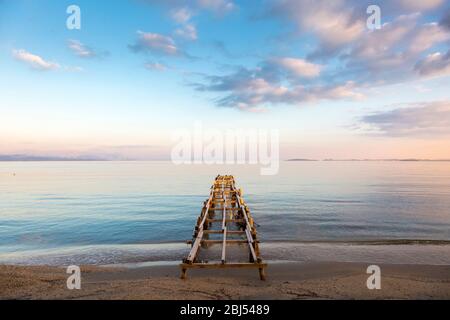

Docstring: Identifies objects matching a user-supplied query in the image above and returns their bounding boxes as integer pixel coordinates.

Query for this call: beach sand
[1,262,449,300]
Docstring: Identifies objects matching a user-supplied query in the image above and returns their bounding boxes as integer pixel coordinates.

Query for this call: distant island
[286,158,450,162]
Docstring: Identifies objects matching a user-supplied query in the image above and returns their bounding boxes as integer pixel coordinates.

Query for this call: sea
[1,161,449,266]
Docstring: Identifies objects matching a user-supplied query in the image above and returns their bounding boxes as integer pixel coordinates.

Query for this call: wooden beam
[209,207,239,211]
[235,192,257,262]
[221,227,227,263]
[186,229,203,262]
[221,194,227,263]
[180,262,267,269]
[201,239,258,244]
[203,230,244,234]
[206,218,244,223]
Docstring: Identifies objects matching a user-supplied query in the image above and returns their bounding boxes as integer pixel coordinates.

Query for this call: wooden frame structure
[180,175,267,280]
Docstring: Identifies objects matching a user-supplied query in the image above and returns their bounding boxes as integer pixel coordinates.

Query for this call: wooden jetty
[180,175,267,280]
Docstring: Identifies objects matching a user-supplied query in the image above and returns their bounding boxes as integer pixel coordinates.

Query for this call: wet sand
[1,261,449,299]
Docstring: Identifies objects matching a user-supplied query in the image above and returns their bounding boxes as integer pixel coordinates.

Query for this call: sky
[1,0,450,160]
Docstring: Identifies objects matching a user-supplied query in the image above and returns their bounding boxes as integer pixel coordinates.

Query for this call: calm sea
[1,161,449,265]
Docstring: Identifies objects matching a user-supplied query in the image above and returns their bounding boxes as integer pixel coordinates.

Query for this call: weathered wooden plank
[186,229,204,262]
[245,228,257,262]
[221,226,227,263]
[235,192,258,262]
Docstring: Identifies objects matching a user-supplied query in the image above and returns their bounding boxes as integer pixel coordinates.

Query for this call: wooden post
[259,267,266,281]
[180,267,187,280]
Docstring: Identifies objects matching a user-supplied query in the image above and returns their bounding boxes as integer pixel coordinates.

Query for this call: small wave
[1,240,450,266]
[259,239,450,245]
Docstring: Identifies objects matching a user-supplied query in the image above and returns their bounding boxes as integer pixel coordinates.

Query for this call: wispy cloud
[440,8,450,30]
[174,23,198,41]
[415,50,450,77]
[393,0,444,11]
[267,0,366,59]
[269,57,322,78]
[12,49,59,71]
[68,39,96,58]
[170,7,193,23]
[359,101,450,137]
[197,0,236,15]
[143,0,236,16]
[145,61,168,71]
[169,7,198,41]
[12,49,83,72]
[129,31,179,55]
[67,39,108,59]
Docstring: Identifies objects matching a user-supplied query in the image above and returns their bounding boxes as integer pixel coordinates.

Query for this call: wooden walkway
[180,175,267,280]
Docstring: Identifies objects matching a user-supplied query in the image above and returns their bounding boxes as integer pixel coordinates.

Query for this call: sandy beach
[1,261,449,300]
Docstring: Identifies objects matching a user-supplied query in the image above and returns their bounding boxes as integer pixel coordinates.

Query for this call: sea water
[1,161,449,265]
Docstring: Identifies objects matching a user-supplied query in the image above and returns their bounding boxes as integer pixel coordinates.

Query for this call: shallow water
[0,161,449,265]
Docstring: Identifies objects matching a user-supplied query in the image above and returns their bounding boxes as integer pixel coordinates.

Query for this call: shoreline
[2,242,450,266]
[1,261,449,299]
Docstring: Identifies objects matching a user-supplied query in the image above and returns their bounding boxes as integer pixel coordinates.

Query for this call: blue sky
[1,0,450,159]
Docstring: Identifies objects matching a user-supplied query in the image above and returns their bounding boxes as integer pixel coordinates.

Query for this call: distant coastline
[1,154,450,162]
[0,155,107,161]
[286,158,450,162]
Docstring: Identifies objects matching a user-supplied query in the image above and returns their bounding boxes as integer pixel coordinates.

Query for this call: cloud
[130,31,179,55]
[142,0,236,16]
[67,39,108,59]
[269,57,322,78]
[169,7,198,41]
[340,14,450,84]
[174,24,198,40]
[439,9,450,30]
[170,7,192,23]
[393,0,444,11]
[267,0,450,66]
[415,50,450,77]
[408,22,450,53]
[68,40,96,58]
[360,101,450,136]
[268,0,366,59]
[350,14,418,59]
[12,49,59,71]
[197,0,236,15]
[343,14,419,80]
[134,1,449,110]
[195,64,363,110]
[144,61,168,71]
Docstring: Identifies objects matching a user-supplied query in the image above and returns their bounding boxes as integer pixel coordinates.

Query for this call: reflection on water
[0,161,449,264]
